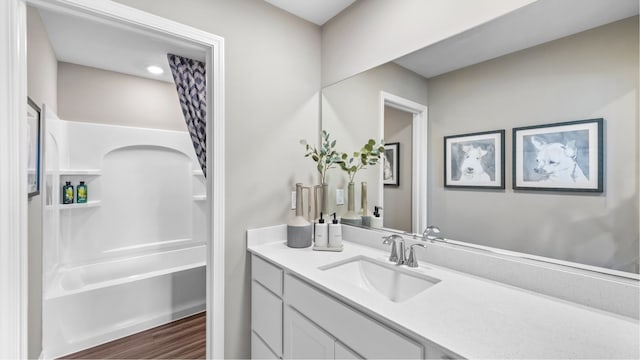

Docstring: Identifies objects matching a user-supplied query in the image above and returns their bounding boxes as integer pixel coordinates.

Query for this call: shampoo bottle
[62,181,74,204]
[328,213,342,249]
[77,181,88,204]
[314,212,328,248]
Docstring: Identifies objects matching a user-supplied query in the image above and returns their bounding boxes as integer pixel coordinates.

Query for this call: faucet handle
[382,236,399,262]
[407,243,427,268]
[422,225,442,241]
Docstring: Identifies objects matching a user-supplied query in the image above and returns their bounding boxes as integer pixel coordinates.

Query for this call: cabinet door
[284,306,334,359]
[252,281,283,357]
[335,341,362,359]
[252,331,279,360]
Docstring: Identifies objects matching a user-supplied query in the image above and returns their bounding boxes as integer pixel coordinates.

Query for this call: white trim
[0,0,28,358]
[379,91,428,234]
[206,28,226,360]
[3,1,226,358]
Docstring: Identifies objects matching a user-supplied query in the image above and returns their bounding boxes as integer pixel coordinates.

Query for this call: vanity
[248,224,639,360]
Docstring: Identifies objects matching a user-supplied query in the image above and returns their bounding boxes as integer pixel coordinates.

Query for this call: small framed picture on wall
[383,142,399,186]
[27,97,42,198]
[444,130,505,189]
[513,118,603,192]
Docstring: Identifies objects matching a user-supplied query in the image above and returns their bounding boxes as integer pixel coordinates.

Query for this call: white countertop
[248,236,639,359]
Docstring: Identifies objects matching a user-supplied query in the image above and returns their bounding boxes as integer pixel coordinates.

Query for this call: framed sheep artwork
[444,130,505,189]
[512,118,603,192]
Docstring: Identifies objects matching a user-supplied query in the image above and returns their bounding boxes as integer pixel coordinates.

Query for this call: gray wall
[383,106,412,232]
[58,62,185,130]
[113,1,321,358]
[321,0,535,86]
[322,62,428,218]
[427,16,639,272]
[26,6,57,359]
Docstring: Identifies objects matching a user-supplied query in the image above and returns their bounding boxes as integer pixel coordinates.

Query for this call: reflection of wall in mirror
[383,106,412,233]
[428,17,638,273]
[322,62,427,219]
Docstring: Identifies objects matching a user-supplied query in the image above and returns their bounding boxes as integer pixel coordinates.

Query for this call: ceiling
[264,0,356,25]
[395,0,639,79]
[36,0,638,85]
[38,7,207,83]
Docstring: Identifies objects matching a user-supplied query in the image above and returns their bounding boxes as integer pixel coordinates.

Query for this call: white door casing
[0,0,226,358]
[379,91,428,234]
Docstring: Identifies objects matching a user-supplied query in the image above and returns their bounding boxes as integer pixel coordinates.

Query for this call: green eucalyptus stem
[301,130,341,184]
[339,139,385,183]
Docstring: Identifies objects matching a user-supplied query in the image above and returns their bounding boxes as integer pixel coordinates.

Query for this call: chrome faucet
[406,243,427,268]
[382,234,406,265]
[422,225,444,242]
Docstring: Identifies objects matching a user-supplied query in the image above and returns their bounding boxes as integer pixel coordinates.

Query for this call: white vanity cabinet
[284,305,364,359]
[250,254,452,360]
[284,305,343,359]
[251,255,284,358]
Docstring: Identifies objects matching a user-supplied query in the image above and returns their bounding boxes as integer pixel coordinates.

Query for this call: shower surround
[42,116,206,358]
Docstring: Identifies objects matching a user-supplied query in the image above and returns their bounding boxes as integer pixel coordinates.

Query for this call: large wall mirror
[321,9,639,275]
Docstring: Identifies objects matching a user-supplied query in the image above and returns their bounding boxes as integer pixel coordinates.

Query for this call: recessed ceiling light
[147,65,164,75]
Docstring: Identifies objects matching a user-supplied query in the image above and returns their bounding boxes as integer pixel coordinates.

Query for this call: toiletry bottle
[328,213,342,248]
[371,206,383,228]
[62,181,74,204]
[77,181,88,204]
[314,212,328,248]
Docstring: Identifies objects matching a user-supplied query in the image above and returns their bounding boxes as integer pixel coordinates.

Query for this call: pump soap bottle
[328,213,343,249]
[314,212,328,249]
[370,206,383,228]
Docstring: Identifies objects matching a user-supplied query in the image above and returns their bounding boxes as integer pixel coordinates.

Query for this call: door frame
[0,0,226,358]
[379,91,428,234]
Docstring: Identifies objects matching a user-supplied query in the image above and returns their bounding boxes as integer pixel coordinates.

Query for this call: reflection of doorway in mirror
[383,106,412,233]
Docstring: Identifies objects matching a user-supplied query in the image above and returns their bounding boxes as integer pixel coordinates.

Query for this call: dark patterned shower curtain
[167,54,207,177]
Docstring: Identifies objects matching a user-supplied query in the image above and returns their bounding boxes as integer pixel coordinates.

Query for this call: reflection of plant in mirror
[301,130,342,184]
[340,139,385,183]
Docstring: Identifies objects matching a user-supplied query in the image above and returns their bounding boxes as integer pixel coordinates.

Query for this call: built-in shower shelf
[59,200,101,210]
[59,169,102,176]
[192,195,207,201]
[192,170,204,176]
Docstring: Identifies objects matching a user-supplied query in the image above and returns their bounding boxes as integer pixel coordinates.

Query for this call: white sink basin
[319,256,440,302]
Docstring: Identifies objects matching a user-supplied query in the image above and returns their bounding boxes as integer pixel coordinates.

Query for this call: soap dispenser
[328,213,342,249]
[62,181,74,204]
[370,206,383,228]
[314,212,328,248]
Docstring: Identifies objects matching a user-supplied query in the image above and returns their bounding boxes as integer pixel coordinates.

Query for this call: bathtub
[42,245,206,359]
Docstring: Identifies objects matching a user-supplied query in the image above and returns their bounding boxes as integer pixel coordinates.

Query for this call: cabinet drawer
[252,255,283,296]
[285,274,423,359]
[252,331,279,360]
[252,281,283,357]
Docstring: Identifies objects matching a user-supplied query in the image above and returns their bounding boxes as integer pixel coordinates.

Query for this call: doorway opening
[1,1,225,358]
[378,91,428,234]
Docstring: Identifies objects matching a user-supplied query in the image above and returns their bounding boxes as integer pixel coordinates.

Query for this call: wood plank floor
[60,312,206,359]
